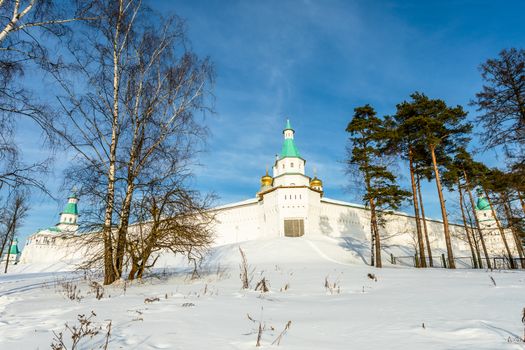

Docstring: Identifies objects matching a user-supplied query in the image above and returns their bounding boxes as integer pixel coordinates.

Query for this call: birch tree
[0,1,93,194]
[46,0,214,284]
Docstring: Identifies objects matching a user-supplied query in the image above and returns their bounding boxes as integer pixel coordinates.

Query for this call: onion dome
[310,177,323,188]
[261,170,273,187]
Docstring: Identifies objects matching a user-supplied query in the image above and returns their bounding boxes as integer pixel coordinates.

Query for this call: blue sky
[15,0,525,244]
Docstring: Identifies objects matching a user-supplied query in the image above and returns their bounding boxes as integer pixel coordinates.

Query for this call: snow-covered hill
[1,236,524,349]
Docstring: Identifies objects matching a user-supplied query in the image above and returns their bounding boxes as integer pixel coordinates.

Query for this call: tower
[475,189,507,256]
[3,238,20,263]
[57,191,79,232]
[475,190,494,230]
[272,119,308,186]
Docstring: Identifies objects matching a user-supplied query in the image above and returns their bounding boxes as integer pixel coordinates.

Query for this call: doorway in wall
[284,219,304,237]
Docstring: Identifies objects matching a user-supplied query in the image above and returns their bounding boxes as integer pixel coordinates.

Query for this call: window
[282,164,285,169]
[291,162,294,168]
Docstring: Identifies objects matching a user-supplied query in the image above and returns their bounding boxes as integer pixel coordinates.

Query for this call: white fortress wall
[319,198,470,255]
[20,232,98,267]
[260,190,281,238]
[211,198,261,245]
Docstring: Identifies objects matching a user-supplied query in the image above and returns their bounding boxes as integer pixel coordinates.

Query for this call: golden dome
[261,170,273,187]
[310,176,323,188]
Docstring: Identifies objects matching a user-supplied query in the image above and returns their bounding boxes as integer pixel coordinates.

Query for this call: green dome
[476,197,491,211]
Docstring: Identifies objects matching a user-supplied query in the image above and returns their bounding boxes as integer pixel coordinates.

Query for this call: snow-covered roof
[212,197,259,211]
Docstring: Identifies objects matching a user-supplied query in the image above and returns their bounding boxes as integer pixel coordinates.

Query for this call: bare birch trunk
[3,217,16,273]
[429,144,455,268]
[102,0,125,285]
[0,1,35,44]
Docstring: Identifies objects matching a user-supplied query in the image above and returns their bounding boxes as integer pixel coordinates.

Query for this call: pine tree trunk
[484,190,515,269]
[417,174,433,267]
[458,181,478,268]
[429,144,455,268]
[503,200,525,268]
[518,191,525,216]
[369,210,375,266]
[464,171,491,269]
[409,148,426,267]
[370,197,382,268]
[463,194,483,268]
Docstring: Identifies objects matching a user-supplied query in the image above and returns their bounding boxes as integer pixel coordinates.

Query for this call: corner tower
[57,191,79,232]
[475,190,494,229]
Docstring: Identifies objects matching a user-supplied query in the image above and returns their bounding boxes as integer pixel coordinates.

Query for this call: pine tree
[471,48,525,164]
[392,93,472,269]
[346,105,410,268]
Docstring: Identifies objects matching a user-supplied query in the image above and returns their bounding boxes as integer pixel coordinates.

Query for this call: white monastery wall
[211,199,261,245]
[17,120,519,269]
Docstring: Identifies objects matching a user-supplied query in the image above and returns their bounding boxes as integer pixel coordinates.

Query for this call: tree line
[346,48,525,269]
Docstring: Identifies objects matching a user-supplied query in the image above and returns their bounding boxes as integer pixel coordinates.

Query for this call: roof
[476,197,491,211]
[212,198,259,211]
[62,202,78,215]
[9,241,20,255]
[280,138,301,158]
[284,119,293,131]
[280,119,300,158]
